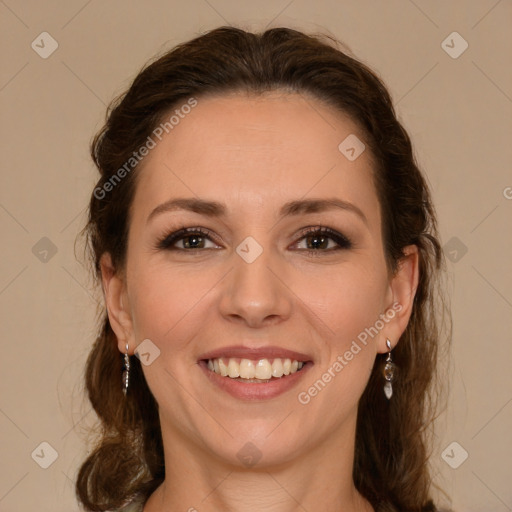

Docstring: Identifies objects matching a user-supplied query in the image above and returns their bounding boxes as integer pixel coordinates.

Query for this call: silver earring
[122,343,130,396]
[383,339,397,399]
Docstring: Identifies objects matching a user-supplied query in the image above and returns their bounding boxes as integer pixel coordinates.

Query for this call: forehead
[131,91,380,226]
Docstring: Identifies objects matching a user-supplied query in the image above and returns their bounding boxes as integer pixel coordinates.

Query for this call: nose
[218,241,293,328]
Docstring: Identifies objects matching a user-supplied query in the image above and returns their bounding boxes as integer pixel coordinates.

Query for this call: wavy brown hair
[76,25,450,512]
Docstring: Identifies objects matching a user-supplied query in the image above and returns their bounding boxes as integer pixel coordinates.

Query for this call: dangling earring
[122,342,130,396]
[383,338,397,399]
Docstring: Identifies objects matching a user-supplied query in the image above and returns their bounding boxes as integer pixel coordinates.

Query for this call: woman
[76,25,449,512]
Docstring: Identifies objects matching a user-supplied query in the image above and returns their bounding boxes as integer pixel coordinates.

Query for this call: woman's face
[102,91,417,468]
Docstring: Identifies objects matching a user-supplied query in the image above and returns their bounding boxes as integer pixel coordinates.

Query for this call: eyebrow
[146,197,368,226]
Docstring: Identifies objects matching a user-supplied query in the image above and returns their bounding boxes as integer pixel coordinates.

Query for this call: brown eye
[156,227,220,251]
[294,227,352,253]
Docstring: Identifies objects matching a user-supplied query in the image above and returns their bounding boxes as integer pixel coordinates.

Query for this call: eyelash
[155,225,353,255]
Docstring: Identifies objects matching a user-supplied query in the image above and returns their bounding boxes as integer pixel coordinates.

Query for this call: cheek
[127,261,219,348]
[296,260,387,406]
[129,255,388,348]
[298,261,388,343]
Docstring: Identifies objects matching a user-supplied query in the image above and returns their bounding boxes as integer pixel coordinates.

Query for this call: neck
[144,417,374,512]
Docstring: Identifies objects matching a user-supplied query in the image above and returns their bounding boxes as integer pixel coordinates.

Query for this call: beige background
[1,1,511,511]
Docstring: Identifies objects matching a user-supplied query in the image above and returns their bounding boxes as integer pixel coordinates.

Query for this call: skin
[101,91,419,512]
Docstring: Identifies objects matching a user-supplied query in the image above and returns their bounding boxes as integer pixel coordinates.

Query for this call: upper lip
[198,345,313,362]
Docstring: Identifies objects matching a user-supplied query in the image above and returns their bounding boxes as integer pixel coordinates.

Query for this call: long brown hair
[76,26,450,511]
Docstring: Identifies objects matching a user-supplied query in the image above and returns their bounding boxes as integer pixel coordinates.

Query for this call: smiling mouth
[204,357,306,383]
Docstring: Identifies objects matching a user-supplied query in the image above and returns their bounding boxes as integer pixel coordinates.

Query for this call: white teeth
[271,358,283,378]
[218,358,228,377]
[227,359,240,378]
[239,359,256,379]
[206,357,306,380]
[255,359,272,380]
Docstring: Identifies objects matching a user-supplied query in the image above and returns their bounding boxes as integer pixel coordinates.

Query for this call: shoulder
[375,502,447,512]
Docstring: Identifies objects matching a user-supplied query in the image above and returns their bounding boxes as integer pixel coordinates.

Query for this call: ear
[378,245,420,353]
[100,252,135,354]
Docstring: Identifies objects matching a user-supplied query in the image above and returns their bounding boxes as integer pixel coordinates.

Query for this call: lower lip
[198,360,313,401]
